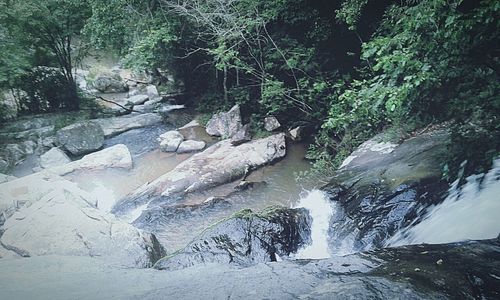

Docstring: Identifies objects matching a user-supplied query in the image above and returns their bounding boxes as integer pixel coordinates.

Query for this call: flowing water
[293,190,335,259]
[388,158,500,246]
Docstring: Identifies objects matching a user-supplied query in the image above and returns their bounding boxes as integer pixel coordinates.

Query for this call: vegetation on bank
[0,0,498,179]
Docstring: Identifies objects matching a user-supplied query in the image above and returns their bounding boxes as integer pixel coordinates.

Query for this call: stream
[66,120,319,253]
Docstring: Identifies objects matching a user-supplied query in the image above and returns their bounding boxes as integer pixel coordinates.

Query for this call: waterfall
[293,190,334,259]
[388,158,500,246]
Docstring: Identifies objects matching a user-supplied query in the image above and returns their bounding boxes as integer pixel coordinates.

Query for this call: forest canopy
[1,0,498,177]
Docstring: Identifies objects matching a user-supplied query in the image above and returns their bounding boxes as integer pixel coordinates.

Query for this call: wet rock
[230,124,251,146]
[264,116,281,132]
[158,131,184,152]
[56,122,104,156]
[154,206,312,270]
[176,140,206,153]
[0,185,164,267]
[157,104,185,118]
[94,113,163,137]
[323,129,450,252]
[205,104,242,138]
[40,147,71,169]
[234,180,267,192]
[93,74,129,93]
[127,94,149,105]
[112,133,286,217]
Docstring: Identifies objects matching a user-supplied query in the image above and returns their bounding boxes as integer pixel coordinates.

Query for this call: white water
[389,159,500,246]
[294,190,334,259]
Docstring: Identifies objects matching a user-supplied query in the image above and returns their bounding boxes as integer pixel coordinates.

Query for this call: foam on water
[294,189,334,259]
[388,159,500,246]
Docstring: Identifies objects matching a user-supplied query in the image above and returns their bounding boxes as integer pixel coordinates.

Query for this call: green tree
[1,0,91,110]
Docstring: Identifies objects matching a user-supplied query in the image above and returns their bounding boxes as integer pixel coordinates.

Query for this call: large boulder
[205,104,242,138]
[0,185,164,267]
[154,206,311,270]
[53,144,133,175]
[112,133,287,218]
[40,147,71,169]
[176,140,206,153]
[56,122,104,156]
[94,113,163,138]
[323,129,450,253]
[93,74,129,93]
[158,131,184,152]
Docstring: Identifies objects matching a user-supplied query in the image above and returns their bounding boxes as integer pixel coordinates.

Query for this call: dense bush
[16,67,75,113]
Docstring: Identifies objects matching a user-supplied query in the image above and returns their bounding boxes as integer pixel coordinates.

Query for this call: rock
[158,131,184,152]
[0,125,55,142]
[56,122,104,156]
[42,136,56,148]
[134,97,164,113]
[289,126,306,141]
[158,104,185,118]
[176,140,206,153]
[1,239,500,299]
[112,133,287,217]
[230,124,252,146]
[0,141,38,172]
[205,104,242,138]
[0,172,89,226]
[93,74,129,93]
[0,145,133,222]
[39,147,71,169]
[323,129,450,253]
[0,185,164,267]
[0,173,16,183]
[94,113,163,138]
[178,120,200,130]
[264,116,281,132]
[146,85,159,97]
[154,207,311,270]
[127,94,149,105]
[53,144,133,175]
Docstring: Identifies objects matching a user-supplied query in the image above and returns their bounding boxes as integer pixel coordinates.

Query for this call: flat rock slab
[1,239,498,299]
[0,144,132,221]
[94,113,163,137]
[176,140,205,153]
[40,147,71,169]
[0,184,163,267]
[112,133,286,217]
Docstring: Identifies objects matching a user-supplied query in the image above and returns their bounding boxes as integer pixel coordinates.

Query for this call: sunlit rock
[205,104,242,138]
[40,147,71,169]
[176,140,205,153]
[158,130,184,152]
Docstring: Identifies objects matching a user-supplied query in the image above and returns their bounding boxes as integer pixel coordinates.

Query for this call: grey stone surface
[158,130,184,152]
[264,116,281,132]
[205,104,242,138]
[176,140,205,153]
[40,147,71,169]
[230,124,251,146]
[56,122,104,156]
[94,113,163,137]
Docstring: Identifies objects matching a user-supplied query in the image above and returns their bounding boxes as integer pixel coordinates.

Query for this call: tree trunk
[223,64,228,104]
